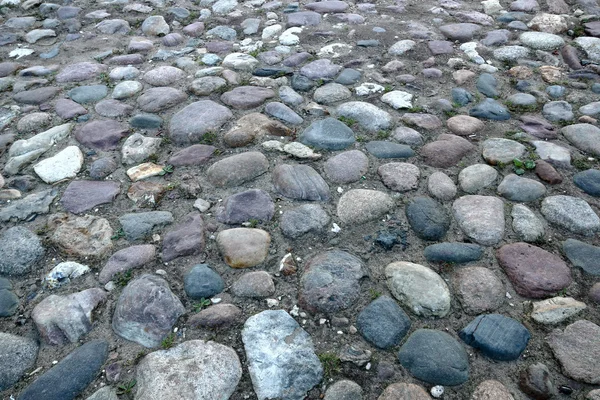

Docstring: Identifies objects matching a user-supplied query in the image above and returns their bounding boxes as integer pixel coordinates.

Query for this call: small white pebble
[365,363,371,370]
[302,319,307,325]
[211,297,222,304]
[506,292,512,299]
[155,269,167,276]
[431,385,444,398]
[266,298,279,307]
[290,305,300,317]
[319,318,327,325]
[299,312,307,318]
[331,223,341,233]
[337,187,343,193]
[337,330,343,335]
[52,360,58,365]
[173,327,178,333]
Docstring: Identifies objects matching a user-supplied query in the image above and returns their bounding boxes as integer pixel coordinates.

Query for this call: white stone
[431,385,445,398]
[460,42,485,64]
[283,142,321,159]
[531,297,586,324]
[355,83,384,96]
[221,52,259,71]
[482,0,503,14]
[575,37,600,62]
[33,145,83,183]
[318,43,353,58]
[532,141,570,167]
[520,31,565,51]
[388,40,416,55]
[261,24,282,40]
[121,133,161,165]
[43,261,90,289]
[453,195,505,246]
[512,204,545,242]
[194,198,211,212]
[279,27,302,45]
[9,48,34,59]
[381,90,413,109]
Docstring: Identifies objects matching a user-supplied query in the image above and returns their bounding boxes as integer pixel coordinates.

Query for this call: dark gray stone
[68,85,108,104]
[0,278,18,317]
[18,340,108,400]
[184,264,225,299]
[424,243,483,263]
[119,211,174,241]
[356,296,411,349]
[405,197,450,241]
[162,212,205,262]
[89,157,118,179]
[365,141,415,158]
[280,204,330,238]
[130,113,163,129]
[335,68,361,85]
[273,164,329,201]
[563,238,600,275]
[477,73,498,98]
[459,314,530,361]
[452,88,473,106]
[497,174,546,202]
[574,169,600,196]
[299,118,355,150]
[398,329,470,386]
[0,227,44,276]
[0,189,57,222]
[469,98,511,120]
[0,333,38,391]
[216,189,274,224]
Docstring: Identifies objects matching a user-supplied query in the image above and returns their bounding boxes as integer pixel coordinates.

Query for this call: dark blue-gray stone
[119,211,174,241]
[469,98,511,120]
[130,113,163,129]
[299,118,355,150]
[563,238,600,275]
[398,329,470,386]
[215,189,274,224]
[365,141,414,158]
[477,73,498,98]
[592,83,600,94]
[18,340,108,400]
[335,68,361,85]
[253,67,293,77]
[516,80,531,91]
[357,39,380,47]
[424,242,483,263]
[459,314,530,361]
[68,85,108,104]
[356,296,411,349]
[405,197,450,241]
[184,264,225,299]
[290,74,315,92]
[451,88,473,106]
[0,277,18,317]
[89,157,118,180]
[573,169,600,196]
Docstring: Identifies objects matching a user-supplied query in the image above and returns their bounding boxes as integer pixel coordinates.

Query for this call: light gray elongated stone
[452,195,505,245]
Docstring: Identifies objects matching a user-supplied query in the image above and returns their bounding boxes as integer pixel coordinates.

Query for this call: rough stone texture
[112,274,185,348]
[547,320,600,384]
[337,189,394,224]
[48,214,113,258]
[541,195,600,235]
[280,204,330,238]
[497,242,572,298]
[512,204,545,242]
[324,380,363,400]
[356,296,411,349]
[207,152,269,188]
[216,228,270,268]
[378,383,430,400]
[563,239,600,276]
[378,162,420,192]
[531,297,587,324]
[300,250,365,313]
[422,134,475,168]
[273,164,329,201]
[169,101,233,145]
[472,380,515,400]
[454,267,504,315]
[135,340,242,400]
[61,180,120,214]
[0,333,38,391]
[452,195,505,246]
[99,245,156,284]
[242,310,323,400]
[216,189,274,224]
[0,226,44,276]
[119,211,173,241]
[405,197,450,241]
[385,261,451,318]
[162,212,205,262]
[232,271,275,298]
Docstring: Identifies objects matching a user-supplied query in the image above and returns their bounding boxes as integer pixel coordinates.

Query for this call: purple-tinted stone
[162,212,205,262]
[519,116,557,139]
[55,98,88,119]
[221,86,275,110]
[287,11,321,27]
[421,134,476,168]
[107,54,145,65]
[55,62,106,83]
[300,59,342,80]
[0,62,21,77]
[206,41,233,53]
[283,52,311,67]
[61,180,120,214]
[99,244,156,284]
[305,1,348,12]
[137,87,186,112]
[183,22,205,37]
[13,87,60,105]
[75,120,129,150]
[168,144,216,166]
[428,40,454,55]
[216,189,274,224]
[95,99,134,118]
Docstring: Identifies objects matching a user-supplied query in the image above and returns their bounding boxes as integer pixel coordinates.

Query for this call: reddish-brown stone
[535,160,563,184]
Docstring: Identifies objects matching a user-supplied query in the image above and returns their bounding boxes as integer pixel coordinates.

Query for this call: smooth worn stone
[520,116,556,140]
[428,171,457,200]
[126,163,164,181]
[532,141,570,167]
[574,169,600,197]
[378,383,429,400]
[99,245,155,284]
[493,45,530,61]
[460,314,530,361]
[507,93,536,108]
[280,204,330,238]
[189,76,227,96]
[109,67,141,81]
[221,86,275,110]
[562,124,600,156]
[18,340,108,400]
[54,99,88,119]
[398,329,469,386]
[452,87,474,106]
[300,249,365,313]
[89,157,118,180]
[337,189,394,224]
[169,100,233,145]
[232,271,275,298]
[482,138,526,165]
[168,145,215,167]
[421,134,475,168]
[33,145,83,184]
[477,73,498,98]
[142,15,169,36]
[119,211,173,241]
[459,164,498,193]
[188,303,242,328]
[273,164,329,201]
[367,141,414,159]
[0,189,57,222]
[497,174,546,202]
[541,195,600,235]
[512,204,545,242]
[535,160,562,184]
[0,333,38,391]
[135,340,241,399]
[563,239,600,276]
[324,150,368,183]
[405,197,450,241]
[335,68,361,85]
[300,59,341,80]
[575,37,600,63]
[69,85,108,104]
[137,87,186,112]
[590,284,600,304]
[216,189,274,224]
[547,320,600,384]
[447,115,484,136]
[96,19,130,34]
[314,83,352,105]
[279,86,304,106]
[454,267,504,314]
[113,274,184,348]
[357,295,411,349]
[469,98,511,120]
[56,62,106,83]
[162,212,204,262]
[453,195,505,246]
[388,39,416,56]
[287,10,321,26]
[336,102,392,132]
[393,126,423,146]
[243,310,322,399]
[143,66,185,86]
[95,99,133,118]
[13,87,60,105]
[206,152,268,188]
[378,162,420,192]
[324,380,363,400]
[121,133,161,165]
[225,113,291,148]
[401,113,442,130]
[0,278,18,317]
[531,296,586,324]
[32,288,107,345]
[49,213,113,257]
[17,112,51,133]
[217,228,270,268]
[0,227,44,276]
[439,23,481,42]
[299,118,355,150]
[424,242,483,264]
[497,242,572,298]
[386,261,451,318]
[61,180,120,214]
[428,40,454,55]
[221,53,259,71]
[543,101,573,122]
[112,81,143,99]
[520,32,564,50]
[184,264,224,299]
[519,363,555,400]
[75,120,128,151]
[472,380,515,400]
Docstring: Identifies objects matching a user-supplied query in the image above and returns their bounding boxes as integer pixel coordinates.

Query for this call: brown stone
[519,363,555,400]
[507,66,533,79]
[535,160,562,184]
[188,303,242,328]
[216,228,270,268]
[422,134,476,168]
[471,380,514,400]
[224,113,292,148]
[378,383,429,400]
[539,66,563,83]
[497,242,572,298]
[401,113,442,130]
[453,267,504,315]
[447,115,485,136]
[561,45,583,70]
[127,181,166,208]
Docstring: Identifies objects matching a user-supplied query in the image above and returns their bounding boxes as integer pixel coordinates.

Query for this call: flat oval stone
[405,197,450,241]
[324,150,368,183]
[336,101,392,132]
[459,314,530,361]
[573,169,600,196]
[206,152,269,188]
[61,180,120,214]
[447,115,484,136]
[99,244,156,284]
[378,162,420,192]
[137,87,186,112]
[472,380,515,400]
[143,66,185,86]
[216,228,270,268]
[563,239,600,276]
[398,329,469,386]
[421,134,475,168]
[299,118,355,150]
[469,99,511,121]
[75,120,128,151]
[458,164,498,193]
[337,189,394,224]
[168,144,215,167]
[453,195,505,246]
[366,141,414,158]
[221,86,275,110]
[497,242,572,298]
[299,249,365,313]
[169,100,233,146]
[162,212,205,262]
[357,296,411,349]
[497,174,546,202]
[482,138,526,165]
[541,195,600,235]
[428,171,457,200]
[385,261,451,318]
[454,267,504,314]
[215,189,274,224]
[561,123,600,156]
[273,164,329,201]
[424,242,483,264]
